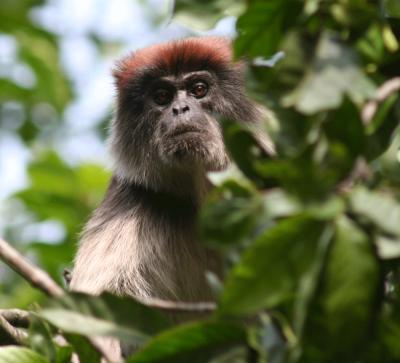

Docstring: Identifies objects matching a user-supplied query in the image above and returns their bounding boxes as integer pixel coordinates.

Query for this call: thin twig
[0,315,28,345]
[137,296,217,313]
[336,157,372,193]
[0,238,63,297]
[362,77,400,124]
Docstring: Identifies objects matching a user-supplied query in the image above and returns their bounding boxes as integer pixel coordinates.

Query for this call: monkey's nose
[172,105,190,116]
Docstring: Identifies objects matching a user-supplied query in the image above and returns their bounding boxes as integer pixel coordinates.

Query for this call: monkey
[69,36,266,360]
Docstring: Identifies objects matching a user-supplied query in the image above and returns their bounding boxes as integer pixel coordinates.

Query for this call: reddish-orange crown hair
[113,37,233,89]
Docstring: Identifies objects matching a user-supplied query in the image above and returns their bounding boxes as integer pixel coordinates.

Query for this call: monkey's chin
[159,139,228,172]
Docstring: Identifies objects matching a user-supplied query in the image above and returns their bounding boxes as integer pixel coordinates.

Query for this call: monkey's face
[147,70,229,171]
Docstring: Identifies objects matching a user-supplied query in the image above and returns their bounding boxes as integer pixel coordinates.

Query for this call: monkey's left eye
[153,89,173,105]
[190,82,208,98]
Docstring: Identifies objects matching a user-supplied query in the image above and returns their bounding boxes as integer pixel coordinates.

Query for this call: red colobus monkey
[70,36,263,359]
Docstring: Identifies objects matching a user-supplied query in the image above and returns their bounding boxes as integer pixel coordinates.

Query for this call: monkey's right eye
[153,89,172,105]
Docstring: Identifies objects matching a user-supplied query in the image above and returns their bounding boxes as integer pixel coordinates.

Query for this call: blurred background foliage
[1,0,400,362]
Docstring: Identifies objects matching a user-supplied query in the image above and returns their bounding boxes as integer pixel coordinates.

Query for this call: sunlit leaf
[349,187,400,236]
[284,31,376,114]
[173,0,245,30]
[0,347,47,363]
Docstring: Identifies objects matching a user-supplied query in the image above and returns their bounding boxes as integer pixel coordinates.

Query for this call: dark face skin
[145,70,225,166]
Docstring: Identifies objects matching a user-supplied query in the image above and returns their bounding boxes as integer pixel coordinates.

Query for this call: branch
[0,238,63,298]
[0,309,30,328]
[136,296,217,313]
[0,315,28,346]
[362,77,400,124]
[336,157,372,193]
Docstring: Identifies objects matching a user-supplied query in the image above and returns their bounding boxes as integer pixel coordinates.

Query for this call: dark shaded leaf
[127,321,246,363]
[235,0,302,58]
[299,216,380,362]
[220,215,326,315]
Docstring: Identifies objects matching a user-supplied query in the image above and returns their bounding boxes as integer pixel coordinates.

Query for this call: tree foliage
[1,0,400,362]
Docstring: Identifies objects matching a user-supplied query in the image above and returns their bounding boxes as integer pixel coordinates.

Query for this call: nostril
[172,108,179,116]
[182,106,189,113]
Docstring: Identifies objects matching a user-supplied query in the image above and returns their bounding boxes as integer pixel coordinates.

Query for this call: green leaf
[59,292,170,336]
[284,31,376,114]
[41,292,170,346]
[29,315,62,363]
[127,321,246,363]
[15,152,109,233]
[365,94,400,160]
[349,187,400,236]
[220,215,326,315]
[173,0,245,30]
[64,334,101,363]
[299,216,380,362]
[384,0,400,18]
[324,97,365,158]
[0,347,47,363]
[200,180,263,248]
[235,0,302,58]
[375,235,400,260]
[16,31,72,112]
[223,121,276,188]
[40,308,148,344]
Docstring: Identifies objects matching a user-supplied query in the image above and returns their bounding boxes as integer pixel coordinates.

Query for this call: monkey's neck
[103,171,211,217]
[121,166,211,204]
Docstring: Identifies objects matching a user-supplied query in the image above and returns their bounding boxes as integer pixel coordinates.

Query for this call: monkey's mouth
[167,125,204,139]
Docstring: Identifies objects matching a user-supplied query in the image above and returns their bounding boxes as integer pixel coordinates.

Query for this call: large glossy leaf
[235,0,302,58]
[298,216,380,362]
[0,347,47,363]
[219,215,326,315]
[349,187,400,237]
[284,31,376,114]
[127,321,246,363]
[64,334,101,363]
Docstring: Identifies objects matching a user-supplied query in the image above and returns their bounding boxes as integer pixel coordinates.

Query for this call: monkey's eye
[153,89,172,105]
[190,82,208,98]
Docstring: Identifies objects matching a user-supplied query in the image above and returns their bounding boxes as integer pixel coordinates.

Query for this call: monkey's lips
[167,125,204,139]
[160,125,212,163]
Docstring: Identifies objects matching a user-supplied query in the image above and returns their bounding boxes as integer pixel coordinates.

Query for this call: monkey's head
[110,37,260,191]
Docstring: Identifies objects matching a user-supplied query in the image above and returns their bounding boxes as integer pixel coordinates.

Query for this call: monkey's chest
[121,217,212,302]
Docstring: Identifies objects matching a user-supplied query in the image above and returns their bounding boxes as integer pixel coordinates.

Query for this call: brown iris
[190,81,208,98]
